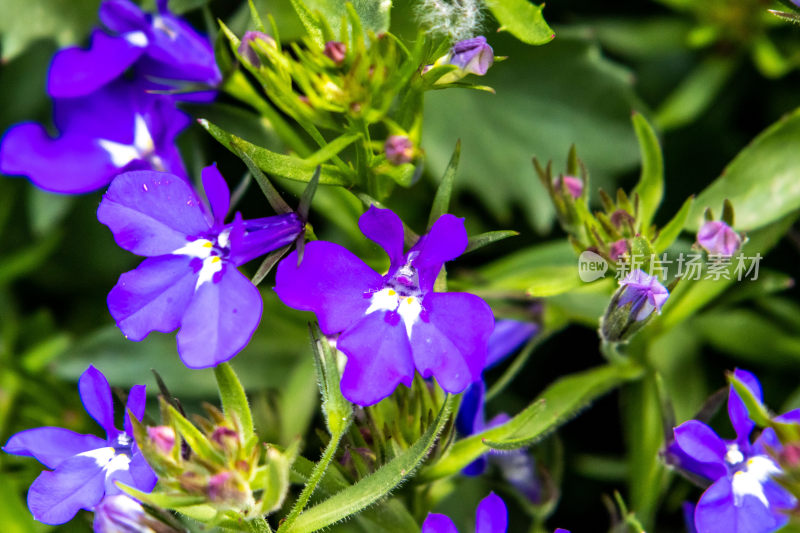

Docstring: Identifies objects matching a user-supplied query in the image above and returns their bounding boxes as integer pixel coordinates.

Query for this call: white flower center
[98,115,166,171]
[731,455,781,507]
[173,237,227,289]
[365,288,422,338]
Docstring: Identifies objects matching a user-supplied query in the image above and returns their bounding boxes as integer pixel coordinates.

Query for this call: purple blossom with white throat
[668,369,798,533]
[2,366,156,526]
[617,269,669,321]
[274,206,494,406]
[98,164,303,368]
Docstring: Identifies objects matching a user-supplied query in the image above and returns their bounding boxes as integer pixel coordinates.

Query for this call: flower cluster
[0,0,220,193]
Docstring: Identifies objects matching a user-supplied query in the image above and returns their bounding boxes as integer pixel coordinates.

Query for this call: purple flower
[0,79,188,194]
[2,366,156,526]
[669,369,797,533]
[617,269,669,321]
[239,31,277,67]
[384,135,414,165]
[324,41,347,64]
[697,220,742,257]
[97,164,303,368]
[0,0,219,194]
[423,492,507,533]
[553,176,583,199]
[457,320,538,477]
[449,36,494,76]
[608,239,628,262]
[94,494,178,533]
[274,206,494,406]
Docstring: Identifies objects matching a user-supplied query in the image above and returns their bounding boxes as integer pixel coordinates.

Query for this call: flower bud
[384,135,414,165]
[553,175,583,199]
[601,269,669,343]
[434,36,494,84]
[696,220,741,257]
[609,239,628,262]
[239,31,276,67]
[94,495,179,533]
[211,426,240,452]
[147,425,176,455]
[207,471,250,508]
[324,41,346,64]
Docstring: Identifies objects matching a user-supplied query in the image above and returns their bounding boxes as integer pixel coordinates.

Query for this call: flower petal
[695,475,788,533]
[729,369,762,444]
[79,366,118,440]
[98,170,211,256]
[47,30,146,98]
[486,320,538,369]
[128,450,158,492]
[0,122,119,194]
[422,513,459,533]
[338,311,415,406]
[27,448,115,525]
[3,428,106,470]
[411,214,467,291]
[124,385,147,437]
[456,381,486,436]
[274,241,382,335]
[358,206,405,268]
[410,292,493,394]
[673,420,727,468]
[201,163,230,226]
[108,255,198,341]
[176,266,262,368]
[475,492,508,533]
[229,213,303,266]
[100,0,149,34]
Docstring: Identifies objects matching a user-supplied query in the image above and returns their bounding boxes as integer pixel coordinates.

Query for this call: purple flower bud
[609,239,628,261]
[207,471,249,506]
[384,135,414,165]
[697,220,741,257]
[324,41,346,64]
[211,426,240,450]
[610,209,635,229]
[147,426,175,454]
[617,269,669,321]
[553,175,583,199]
[239,31,276,67]
[449,36,494,76]
[94,495,178,533]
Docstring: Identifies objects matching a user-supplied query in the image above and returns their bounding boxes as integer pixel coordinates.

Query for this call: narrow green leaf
[289,0,323,46]
[484,0,555,45]
[655,57,736,131]
[428,140,460,230]
[280,395,456,533]
[652,195,693,253]
[421,363,641,480]
[464,230,519,254]
[631,112,663,230]
[117,484,207,509]
[199,119,352,186]
[214,362,254,442]
[688,106,800,231]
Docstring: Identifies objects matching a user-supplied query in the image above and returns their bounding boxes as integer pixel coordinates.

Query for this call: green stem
[249,516,273,533]
[486,329,555,401]
[280,428,345,530]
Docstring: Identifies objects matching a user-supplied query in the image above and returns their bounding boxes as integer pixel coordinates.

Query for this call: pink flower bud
[553,176,583,199]
[324,41,346,64]
[697,220,741,257]
[147,426,175,454]
[239,31,276,67]
[609,239,628,262]
[384,135,414,165]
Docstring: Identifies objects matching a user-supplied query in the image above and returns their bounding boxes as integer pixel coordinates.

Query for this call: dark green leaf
[631,112,663,229]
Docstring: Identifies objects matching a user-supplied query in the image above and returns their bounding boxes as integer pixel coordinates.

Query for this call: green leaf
[290,0,390,47]
[0,0,98,60]
[688,107,800,231]
[279,395,456,533]
[118,484,207,510]
[652,195,694,253]
[167,0,208,14]
[423,33,644,233]
[166,403,226,464]
[421,362,641,480]
[214,363,255,442]
[655,57,737,131]
[27,187,74,237]
[484,0,554,45]
[464,230,519,254]
[200,119,352,186]
[427,140,460,230]
[630,112,663,230]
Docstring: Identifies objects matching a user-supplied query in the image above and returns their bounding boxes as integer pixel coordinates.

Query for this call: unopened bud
[207,471,249,506]
[434,36,494,84]
[697,220,741,257]
[384,135,414,165]
[609,239,628,262]
[324,41,346,64]
[553,175,583,199]
[211,426,240,451]
[239,31,276,67]
[610,209,635,229]
[147,425,175,454]
[601,269,668,342]
[94,495,179,533]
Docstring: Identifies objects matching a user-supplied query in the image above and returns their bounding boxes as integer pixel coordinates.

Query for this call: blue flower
[669,369,798,533]
[423,492,508,533]
[0,0,220,194]
[617,269,669,322]
[2,366,156,525]
[274,206,495,406]
[98,164,303,368]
